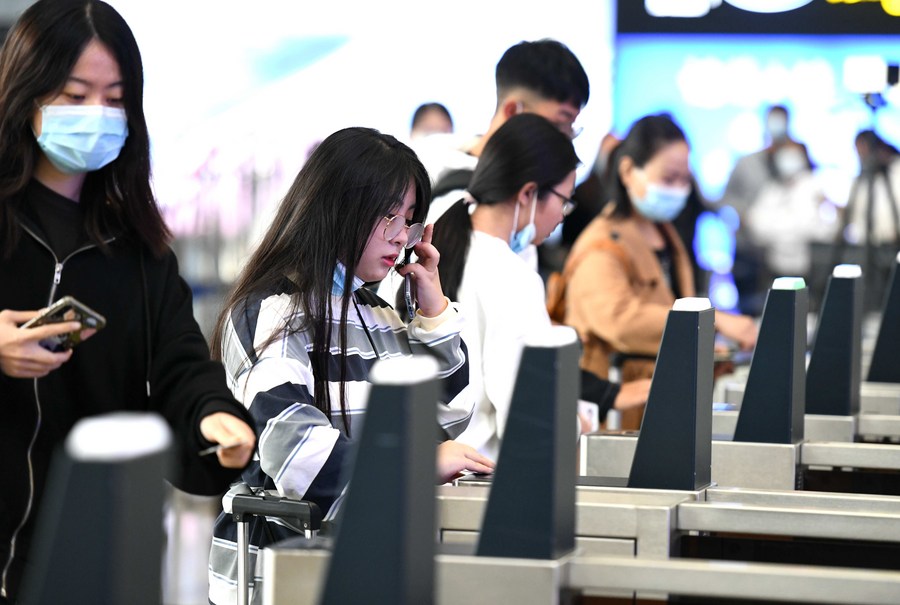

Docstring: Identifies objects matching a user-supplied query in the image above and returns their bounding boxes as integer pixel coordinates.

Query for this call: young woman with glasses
[428,113,651,461]
[207,126,493,604]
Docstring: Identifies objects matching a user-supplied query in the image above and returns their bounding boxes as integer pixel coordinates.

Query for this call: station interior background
[2,1,899,603]
[3,0,898,332]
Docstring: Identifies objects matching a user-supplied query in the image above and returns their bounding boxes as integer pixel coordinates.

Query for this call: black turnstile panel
[21,417,172,605]
[320,372,440,605]
[806,270,863,416]
[734,286,807,444]
[476,333,580,560]
[628,306,714,491]
[868,255,900,383]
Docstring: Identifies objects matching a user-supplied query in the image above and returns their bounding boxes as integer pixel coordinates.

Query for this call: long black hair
[605,113,688,218]
[432,113,579,300]
[211,127,430,428]
[0,0,168,257]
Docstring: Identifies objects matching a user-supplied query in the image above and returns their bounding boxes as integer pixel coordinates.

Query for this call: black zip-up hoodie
[0,181,253,601]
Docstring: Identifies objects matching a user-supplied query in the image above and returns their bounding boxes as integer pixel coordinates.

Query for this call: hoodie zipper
[1,225,114,598]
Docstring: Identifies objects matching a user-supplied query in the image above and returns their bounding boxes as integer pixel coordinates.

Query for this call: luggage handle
[232,492,322,605]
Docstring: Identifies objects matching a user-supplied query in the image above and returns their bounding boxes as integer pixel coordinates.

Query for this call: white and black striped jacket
[208,283,472,604]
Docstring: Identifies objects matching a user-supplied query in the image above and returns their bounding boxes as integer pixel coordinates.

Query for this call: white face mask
[773,147,807,179]
[35,105,129,174]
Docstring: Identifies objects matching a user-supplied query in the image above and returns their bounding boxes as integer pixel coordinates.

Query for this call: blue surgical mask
[35,105,129,174]
[632,183,690,223]
[332,261,365,296]
[509,192,537,254]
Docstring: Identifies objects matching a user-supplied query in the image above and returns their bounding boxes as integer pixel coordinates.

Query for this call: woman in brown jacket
[562,115,757,424]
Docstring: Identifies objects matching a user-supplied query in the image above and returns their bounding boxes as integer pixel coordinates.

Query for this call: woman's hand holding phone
[19,296,105,351]
[0,309,80,378]
[395,224,448,318]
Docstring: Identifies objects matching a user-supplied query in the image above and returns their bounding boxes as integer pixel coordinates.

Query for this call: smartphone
[20,296,107,352]
[402,249,416,322]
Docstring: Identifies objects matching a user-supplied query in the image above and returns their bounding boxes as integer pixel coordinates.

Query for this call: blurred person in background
[843,129,900,247]
[720,104,830,314]
[410,102,454,140]
[721,105,813,219]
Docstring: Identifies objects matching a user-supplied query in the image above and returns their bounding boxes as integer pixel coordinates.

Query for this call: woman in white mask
[559,114,757,429]
[0,2,256,601]
[428,114,651,460]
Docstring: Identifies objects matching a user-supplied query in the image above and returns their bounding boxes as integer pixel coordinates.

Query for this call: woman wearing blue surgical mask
[429,114,652,460]
[560,114,757,428]
[0,2,257,601]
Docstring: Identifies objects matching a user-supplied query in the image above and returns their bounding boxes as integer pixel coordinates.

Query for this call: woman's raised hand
[396,223,448,318]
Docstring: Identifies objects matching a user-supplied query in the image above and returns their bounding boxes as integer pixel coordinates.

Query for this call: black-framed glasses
[383,215,425,249]
[549,189,577,217]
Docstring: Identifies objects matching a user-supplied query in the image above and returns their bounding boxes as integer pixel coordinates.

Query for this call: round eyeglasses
[549,189,577,217]
[384,214,425,249]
